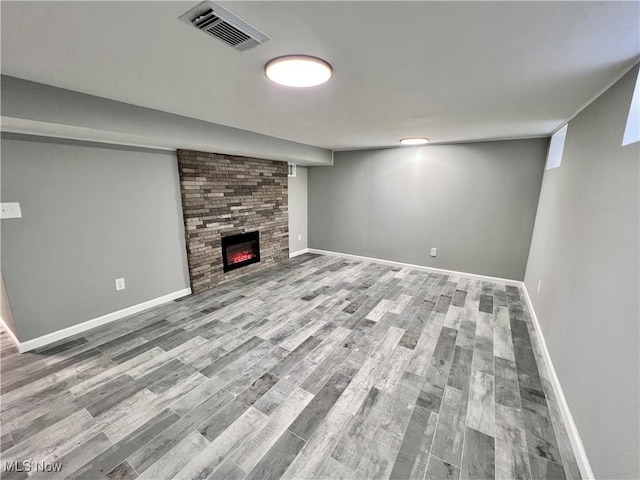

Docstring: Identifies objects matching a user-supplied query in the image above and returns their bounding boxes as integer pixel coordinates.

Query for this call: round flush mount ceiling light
[400,137,430,146]
[265,55,333,87]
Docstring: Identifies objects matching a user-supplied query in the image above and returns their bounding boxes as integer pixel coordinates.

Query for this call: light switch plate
[1,203,22,219]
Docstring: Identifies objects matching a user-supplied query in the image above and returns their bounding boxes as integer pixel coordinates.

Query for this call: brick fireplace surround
[176,149,289,294]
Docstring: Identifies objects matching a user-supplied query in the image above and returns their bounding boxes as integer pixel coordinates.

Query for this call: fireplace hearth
[221,231,260,273]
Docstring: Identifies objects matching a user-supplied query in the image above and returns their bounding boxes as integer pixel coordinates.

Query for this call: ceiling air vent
[179,1,269,51]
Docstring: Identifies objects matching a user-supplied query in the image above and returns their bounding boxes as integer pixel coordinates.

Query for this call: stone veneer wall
[176,149,288,293]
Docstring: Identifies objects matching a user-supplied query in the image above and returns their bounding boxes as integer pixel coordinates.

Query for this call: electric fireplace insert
[221,231,260,273]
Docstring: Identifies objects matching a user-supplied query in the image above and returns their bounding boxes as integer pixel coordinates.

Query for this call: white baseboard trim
[0,316,21,351]
[289,248,310,258]
[306,248,522,286]
[3,288,192,353]
[520,285,595,480]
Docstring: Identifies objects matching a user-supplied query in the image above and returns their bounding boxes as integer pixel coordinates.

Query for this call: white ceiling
[2,1,639,150]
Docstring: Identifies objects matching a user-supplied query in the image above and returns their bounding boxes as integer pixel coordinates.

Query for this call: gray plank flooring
[0,253,581,479]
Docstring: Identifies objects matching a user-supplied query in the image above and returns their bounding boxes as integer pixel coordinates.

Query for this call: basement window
[546,124,567,170]
[622,69,639,146]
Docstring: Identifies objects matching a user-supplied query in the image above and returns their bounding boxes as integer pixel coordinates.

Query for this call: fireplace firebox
[221,231,260,273]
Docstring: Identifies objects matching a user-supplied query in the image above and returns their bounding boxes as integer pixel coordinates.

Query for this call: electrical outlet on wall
[430,247,437,257]
[298,234,302,241]
[115,278,126,291]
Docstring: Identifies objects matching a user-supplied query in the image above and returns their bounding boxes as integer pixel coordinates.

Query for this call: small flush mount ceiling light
[400,137,430,146]
[265,55,333,87]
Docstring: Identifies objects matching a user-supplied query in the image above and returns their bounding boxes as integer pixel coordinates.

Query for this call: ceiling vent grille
[179,1,269,51]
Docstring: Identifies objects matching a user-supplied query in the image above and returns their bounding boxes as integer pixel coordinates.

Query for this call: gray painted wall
[308,139,547,280]
[288,166,309,254]
[1,135,190,342]
[1,274,18,337]
[524,65,639,479]
[1,75,332,166]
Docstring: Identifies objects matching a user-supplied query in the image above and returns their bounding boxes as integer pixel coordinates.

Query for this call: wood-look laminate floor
[0,254,581,480]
